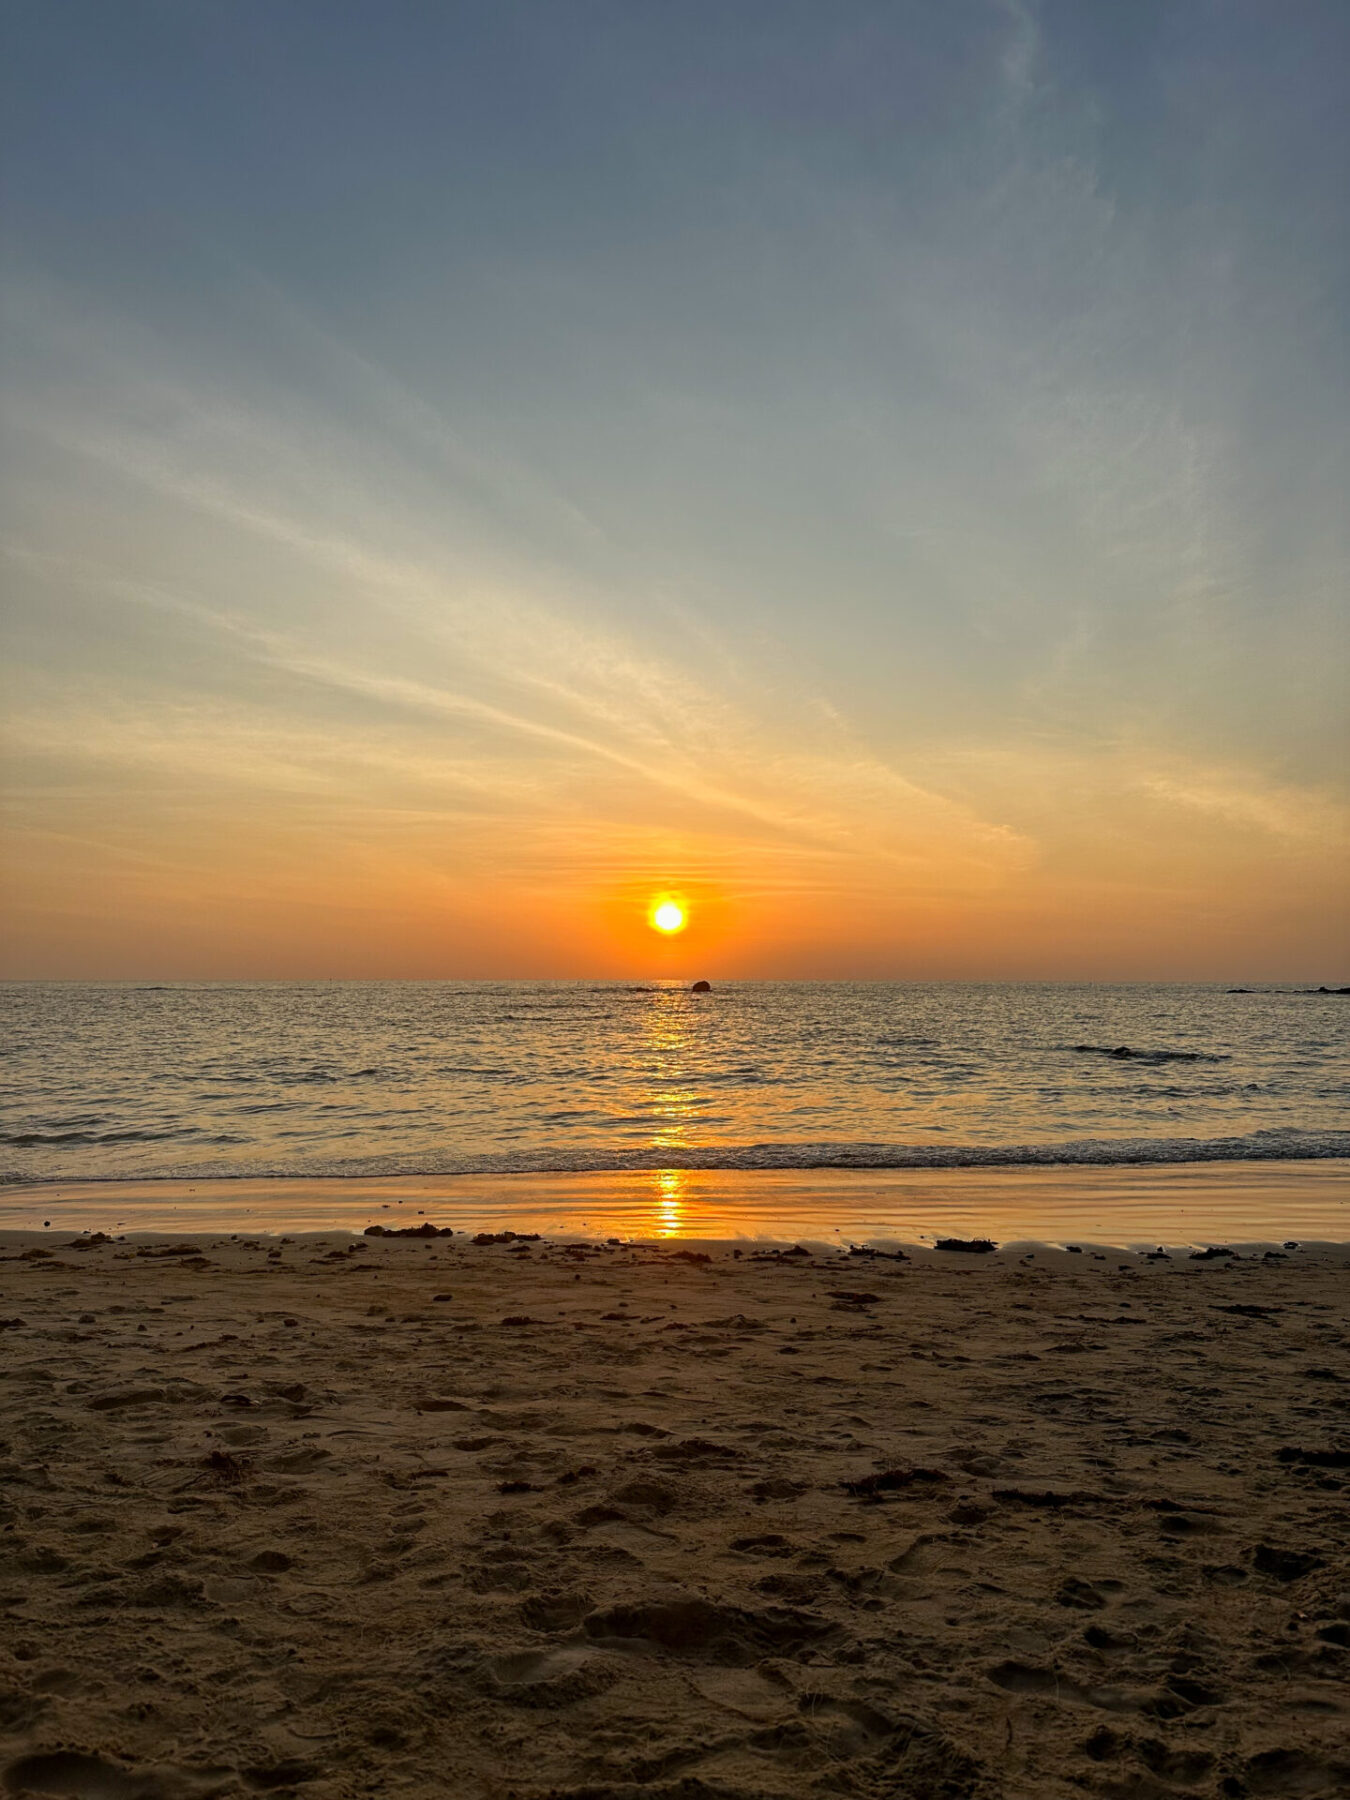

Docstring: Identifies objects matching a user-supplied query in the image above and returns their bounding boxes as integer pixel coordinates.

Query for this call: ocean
[3,980,1347,1185]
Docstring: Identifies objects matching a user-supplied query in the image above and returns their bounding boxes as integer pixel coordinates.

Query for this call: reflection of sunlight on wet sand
[652,1169,686,1236]
[2,1166,1347,1245]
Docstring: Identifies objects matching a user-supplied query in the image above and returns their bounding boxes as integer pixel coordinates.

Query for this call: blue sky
[2,1,1346,976]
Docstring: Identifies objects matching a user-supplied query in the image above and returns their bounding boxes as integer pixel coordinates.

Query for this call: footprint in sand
[685,1664,792,1720]
[481,1643,616,1706]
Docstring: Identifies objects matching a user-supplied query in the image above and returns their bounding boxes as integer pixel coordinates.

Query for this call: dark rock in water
[935,1237,997,1254]
[364,1222,454,1238]
[691,979,712,992]
[1189,1245,1235,1260]
[1315,985,1350,994]
[469,1230,540,1246]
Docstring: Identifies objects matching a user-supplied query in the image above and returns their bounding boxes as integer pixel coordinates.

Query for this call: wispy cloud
[3,0,1345,974]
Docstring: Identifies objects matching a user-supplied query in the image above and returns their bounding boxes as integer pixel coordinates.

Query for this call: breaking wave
[5,1129,1348,1186]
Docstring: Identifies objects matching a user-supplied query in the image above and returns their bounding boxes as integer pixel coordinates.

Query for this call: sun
[649,897,688,934]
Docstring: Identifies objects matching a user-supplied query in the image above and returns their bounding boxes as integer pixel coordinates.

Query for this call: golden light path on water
[642,994,699,1171]
[640,994,696,1233]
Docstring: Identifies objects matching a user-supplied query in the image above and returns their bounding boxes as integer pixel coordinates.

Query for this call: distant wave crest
[1066,1045,1229,1064]
[0,1128,244,1149]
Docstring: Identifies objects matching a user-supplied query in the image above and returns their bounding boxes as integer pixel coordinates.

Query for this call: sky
[1,0,1346,980]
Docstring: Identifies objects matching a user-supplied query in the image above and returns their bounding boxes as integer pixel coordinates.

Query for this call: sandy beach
[2,1221,1347,1799]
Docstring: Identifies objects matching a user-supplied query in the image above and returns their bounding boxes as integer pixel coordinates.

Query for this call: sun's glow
[650,898,687,934]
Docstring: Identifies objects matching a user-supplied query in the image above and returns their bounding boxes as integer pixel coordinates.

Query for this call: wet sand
[4,1158,1349,1244]
[1,1226,1347,1799]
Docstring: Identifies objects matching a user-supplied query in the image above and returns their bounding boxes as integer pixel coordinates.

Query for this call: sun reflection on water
[641,989,701,1155]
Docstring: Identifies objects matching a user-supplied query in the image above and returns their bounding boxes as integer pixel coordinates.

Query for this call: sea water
[3,981,1346,1184]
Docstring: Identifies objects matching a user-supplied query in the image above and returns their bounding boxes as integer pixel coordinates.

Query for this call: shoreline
[3,1158,1348,1246]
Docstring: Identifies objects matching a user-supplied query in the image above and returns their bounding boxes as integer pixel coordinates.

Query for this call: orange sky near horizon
[3,783,1344,981]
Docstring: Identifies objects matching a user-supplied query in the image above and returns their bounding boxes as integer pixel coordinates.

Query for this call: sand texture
[1,1229,1347,1799]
